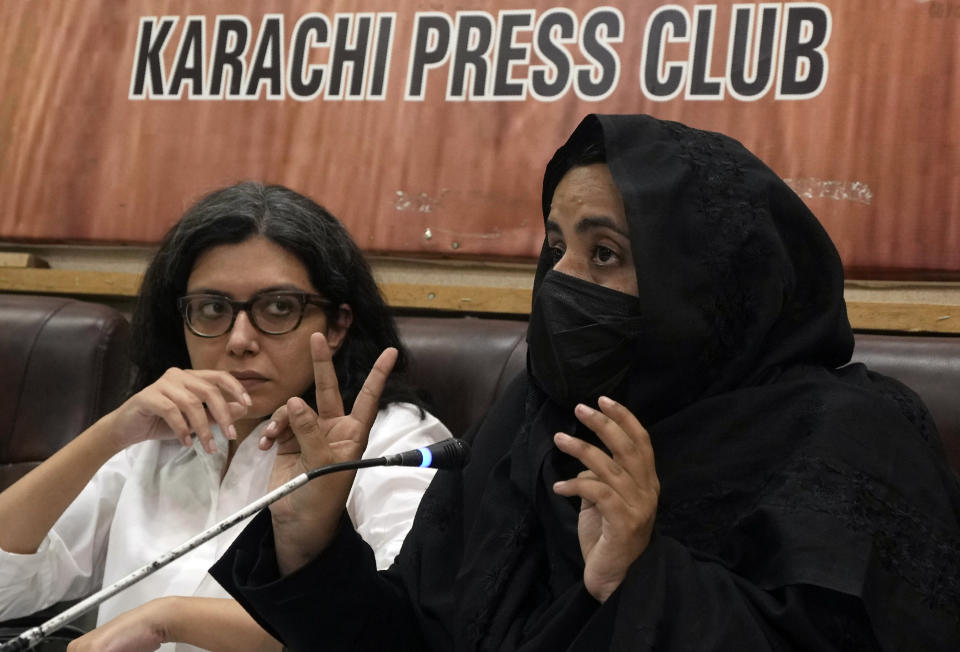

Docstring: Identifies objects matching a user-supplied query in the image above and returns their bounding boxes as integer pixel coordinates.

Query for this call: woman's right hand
[104,368,252,454]
[0,368,249,554]
[267,332,396,575]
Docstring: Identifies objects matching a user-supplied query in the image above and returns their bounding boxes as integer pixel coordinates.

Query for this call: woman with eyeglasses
[0,182,451,651]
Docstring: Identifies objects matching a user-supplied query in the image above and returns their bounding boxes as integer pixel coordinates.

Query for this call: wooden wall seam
[1,267,959,334]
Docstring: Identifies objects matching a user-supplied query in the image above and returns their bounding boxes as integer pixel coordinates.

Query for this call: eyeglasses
[178,291,331,338]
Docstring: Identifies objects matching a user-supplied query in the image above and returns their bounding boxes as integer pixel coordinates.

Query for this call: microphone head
[384,438,471,469]
[426,438,470,469]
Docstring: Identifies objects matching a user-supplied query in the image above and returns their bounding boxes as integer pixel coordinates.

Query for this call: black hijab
[537,115,853,420]
[447,114,960,650]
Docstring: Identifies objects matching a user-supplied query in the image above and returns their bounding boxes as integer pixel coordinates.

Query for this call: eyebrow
[185,284,309,298]
[546,215,630,239]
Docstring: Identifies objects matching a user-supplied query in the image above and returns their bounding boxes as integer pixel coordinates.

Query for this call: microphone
[0,438,470,652]
[380,437,469,470]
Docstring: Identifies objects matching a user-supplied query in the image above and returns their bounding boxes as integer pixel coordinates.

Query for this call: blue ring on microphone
[418,446,432,468]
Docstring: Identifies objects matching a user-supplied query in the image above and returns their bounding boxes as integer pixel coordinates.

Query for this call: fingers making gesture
[552,396,660,603]
[107,368,252,454]
[268,332,397,574]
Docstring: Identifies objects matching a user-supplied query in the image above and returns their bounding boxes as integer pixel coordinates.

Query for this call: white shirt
[0,403,448,651]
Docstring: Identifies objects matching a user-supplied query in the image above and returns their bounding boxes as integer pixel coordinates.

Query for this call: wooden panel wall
[1,1,957,276]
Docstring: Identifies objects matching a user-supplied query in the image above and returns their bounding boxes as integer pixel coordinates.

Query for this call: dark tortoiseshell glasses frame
[177,291,332,337]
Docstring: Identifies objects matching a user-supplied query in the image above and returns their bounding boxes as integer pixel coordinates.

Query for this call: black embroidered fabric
[658,447,960,612]
[421,114,960,648]
[513,114,960,647]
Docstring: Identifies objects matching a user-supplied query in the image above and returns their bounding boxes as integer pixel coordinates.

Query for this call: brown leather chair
[3,305,953,476]
[397,316,960,474]
[397,316,528,441]
[0,294,132,491]
[0,294,132,645]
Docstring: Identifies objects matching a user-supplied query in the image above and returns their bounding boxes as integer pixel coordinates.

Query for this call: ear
[325,303,353,352]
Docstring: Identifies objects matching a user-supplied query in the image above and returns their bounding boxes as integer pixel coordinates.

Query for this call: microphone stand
[0,456,400,651]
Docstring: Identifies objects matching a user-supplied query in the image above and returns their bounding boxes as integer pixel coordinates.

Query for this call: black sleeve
[432,531,879,652]
[210,509,426,651]
[588,534,882,652]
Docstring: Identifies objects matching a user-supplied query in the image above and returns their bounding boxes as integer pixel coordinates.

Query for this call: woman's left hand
[66,598,172,652]
[552,396,659,604]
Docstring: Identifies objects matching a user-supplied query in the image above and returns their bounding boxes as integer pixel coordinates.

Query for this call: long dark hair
[130,181,423,412]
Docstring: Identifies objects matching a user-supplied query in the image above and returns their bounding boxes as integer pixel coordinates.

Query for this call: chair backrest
[397,316,527,440]
[397,316,960,473]
[852,333,960,472]
[1,307,955,485]
[0,294,132,490]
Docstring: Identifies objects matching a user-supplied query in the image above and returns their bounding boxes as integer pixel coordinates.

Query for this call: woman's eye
[549,245,565,265]
[198,300,228,318]
[593,245,619,265]
[263,297,296,316]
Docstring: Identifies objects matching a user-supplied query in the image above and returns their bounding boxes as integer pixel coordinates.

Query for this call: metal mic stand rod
[0,457,385,652]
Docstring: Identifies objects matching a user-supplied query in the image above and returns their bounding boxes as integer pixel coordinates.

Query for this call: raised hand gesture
[104,368,251,454]
[552,396,660,603]
[267,332,397,574]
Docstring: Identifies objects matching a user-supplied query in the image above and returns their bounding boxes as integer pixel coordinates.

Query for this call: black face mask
[527,271,644,410]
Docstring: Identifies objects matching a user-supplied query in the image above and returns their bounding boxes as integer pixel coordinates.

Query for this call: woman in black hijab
[211,114,960,650]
